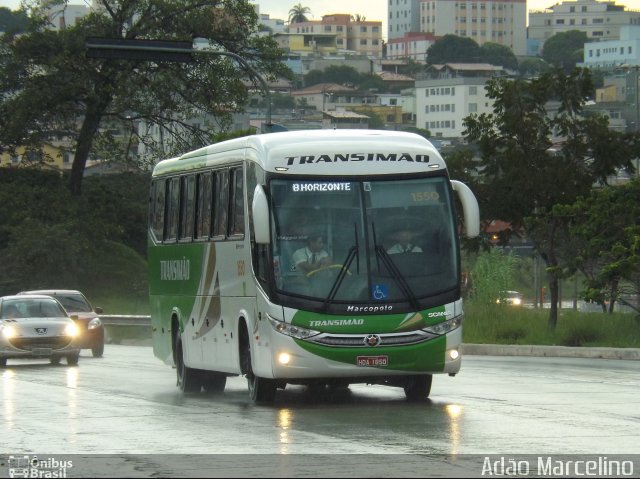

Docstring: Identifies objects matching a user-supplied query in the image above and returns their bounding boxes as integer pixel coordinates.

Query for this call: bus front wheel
[403,375,432,401]
[240,323,276,404]
[176,329,202,393]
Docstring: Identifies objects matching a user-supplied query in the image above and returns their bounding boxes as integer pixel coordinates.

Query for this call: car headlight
[422,315,462,335]
[268,315,320,340]
[1,325,17,340]
[65,323,79,337]
[88,318,102,330]
[511,298,522,306]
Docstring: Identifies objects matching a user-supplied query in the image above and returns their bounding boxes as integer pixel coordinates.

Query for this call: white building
[386,32,438,61]
[582,25,640,68]
[415,63,503,138]
[388,0,421,40]
[528,0,640,55]
[42,3,89,30]
[426,0,526,56]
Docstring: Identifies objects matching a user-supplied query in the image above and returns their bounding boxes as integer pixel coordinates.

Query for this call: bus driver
[292,233,332,274]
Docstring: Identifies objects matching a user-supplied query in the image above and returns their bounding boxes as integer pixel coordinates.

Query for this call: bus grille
[309,331,435,348]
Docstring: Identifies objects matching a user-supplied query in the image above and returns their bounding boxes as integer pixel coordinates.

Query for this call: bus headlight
[422,315,462,335]
[268,316,320,340]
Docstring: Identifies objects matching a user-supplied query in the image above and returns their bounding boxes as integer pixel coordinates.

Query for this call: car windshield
[270,176,458,306]
[53,294,93,312]
[1,299,67,319]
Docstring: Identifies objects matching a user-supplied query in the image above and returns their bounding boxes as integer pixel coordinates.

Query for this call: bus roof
[152,129,447,177]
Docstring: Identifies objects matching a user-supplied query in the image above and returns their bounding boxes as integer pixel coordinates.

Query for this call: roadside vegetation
[463,304,640,348]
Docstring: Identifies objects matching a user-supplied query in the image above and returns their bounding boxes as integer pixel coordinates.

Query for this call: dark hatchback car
[19,290,105,357]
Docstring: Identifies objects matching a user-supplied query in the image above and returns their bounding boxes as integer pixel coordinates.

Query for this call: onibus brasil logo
[6,455,73,478]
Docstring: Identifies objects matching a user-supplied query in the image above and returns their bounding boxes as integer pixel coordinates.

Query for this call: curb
[460,343,640,360]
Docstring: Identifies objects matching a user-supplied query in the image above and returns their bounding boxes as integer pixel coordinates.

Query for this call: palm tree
[288,3,311,24]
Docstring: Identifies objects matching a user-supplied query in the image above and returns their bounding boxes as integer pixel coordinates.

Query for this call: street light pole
[85,37,273,132]
[193,40,272,131]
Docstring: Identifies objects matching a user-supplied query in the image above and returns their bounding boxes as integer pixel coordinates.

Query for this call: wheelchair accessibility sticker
[372,284,388,301]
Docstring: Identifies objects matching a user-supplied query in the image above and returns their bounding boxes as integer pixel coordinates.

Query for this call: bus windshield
[270,177,458,306]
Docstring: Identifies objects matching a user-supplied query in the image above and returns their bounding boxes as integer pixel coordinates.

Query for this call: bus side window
[165,177,180,242]
[196,172,213,240]
[150,180,166,242]
[179,174,196,241]
[229,166,244,237]
[213,170,229,238]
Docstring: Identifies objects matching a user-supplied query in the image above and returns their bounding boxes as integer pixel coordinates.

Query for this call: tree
[463,68,638,328]
[0,6,29,33]
[479,42,518,70]
[559,179,640,312]
[0,0,290,195]
[426,34,481,65]
[518,57,552,78]
[542,30,588,73]
[288,3,311,24]
[351,14,366,22]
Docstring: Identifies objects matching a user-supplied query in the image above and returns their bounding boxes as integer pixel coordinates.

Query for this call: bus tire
[403,374,432,401]
[202,372,226,394]
[240,322,276,403]
[176,329,202,393]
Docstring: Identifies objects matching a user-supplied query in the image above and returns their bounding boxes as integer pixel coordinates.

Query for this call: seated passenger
[387,228,423,254]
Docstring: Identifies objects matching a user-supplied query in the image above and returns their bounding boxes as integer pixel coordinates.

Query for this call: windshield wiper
[371,223,420,310]
[322,223,359,311]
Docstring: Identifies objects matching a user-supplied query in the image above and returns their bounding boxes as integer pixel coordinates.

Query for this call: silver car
[0,295,81,367]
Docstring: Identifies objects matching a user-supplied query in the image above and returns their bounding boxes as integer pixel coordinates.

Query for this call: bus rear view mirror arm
[253,184,271,244]
[451,180,480,238]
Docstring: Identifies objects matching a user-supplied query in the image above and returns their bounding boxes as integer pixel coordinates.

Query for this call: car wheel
[202,371,227,394]
[403,374,432,401]
[175,329,202,393]
[66,353,80,366]
[92,345,104,358]
[0,358,6,367]
[50,357,62,365]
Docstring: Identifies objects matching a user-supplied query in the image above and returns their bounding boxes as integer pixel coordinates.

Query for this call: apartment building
[529,0,640,54]
[289,14,383,58]
[415,63,503,138]
[386,32,439,61]
[418,0,527,56]
[388,0,422,40]
[582,25,640,68]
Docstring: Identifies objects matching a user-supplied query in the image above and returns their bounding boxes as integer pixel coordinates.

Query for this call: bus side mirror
[451,180,480,238]
[252,184,271,244]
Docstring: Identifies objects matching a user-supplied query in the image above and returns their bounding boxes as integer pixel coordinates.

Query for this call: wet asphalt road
[1,345,639,477]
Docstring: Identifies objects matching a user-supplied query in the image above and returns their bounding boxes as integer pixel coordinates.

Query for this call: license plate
[31,348,52,356]
[357,355,388,367]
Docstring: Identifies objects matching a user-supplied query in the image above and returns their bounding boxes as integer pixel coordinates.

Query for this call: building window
[469,86,478,95]
[469,103,478,113]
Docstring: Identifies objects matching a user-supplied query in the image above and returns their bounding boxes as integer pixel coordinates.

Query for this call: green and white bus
[148,130,479,403]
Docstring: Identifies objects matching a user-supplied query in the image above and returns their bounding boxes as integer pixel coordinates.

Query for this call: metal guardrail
[101,315,151,326]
